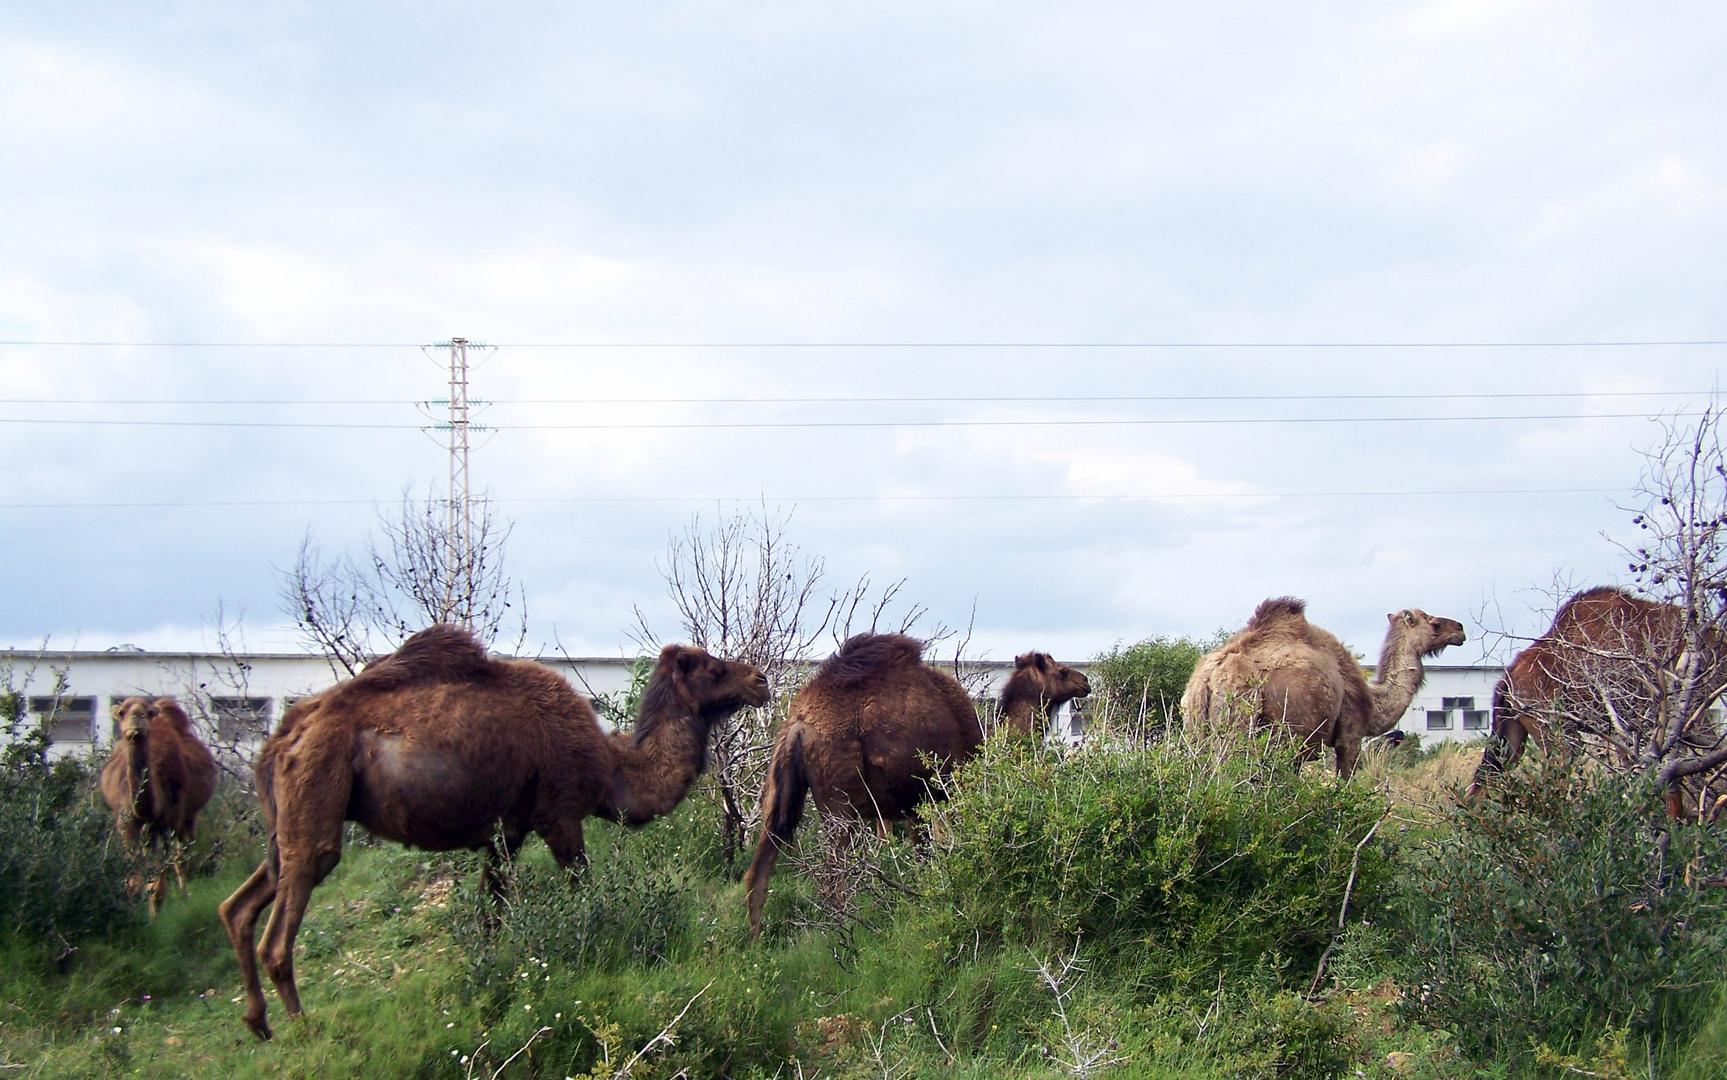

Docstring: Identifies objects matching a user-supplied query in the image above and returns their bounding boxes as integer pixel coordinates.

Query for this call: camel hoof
[245,1015,272,1041]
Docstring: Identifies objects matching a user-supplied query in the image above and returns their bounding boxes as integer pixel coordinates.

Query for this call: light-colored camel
[1180,598,1465,777]
[743,634,1090,939]
[99,696,217,914]
[218,625,769,1040]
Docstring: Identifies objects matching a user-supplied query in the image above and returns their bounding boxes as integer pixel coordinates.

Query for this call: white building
[4,648,1081,754]
[1371,663,1505,745]
[5,647,1503,755]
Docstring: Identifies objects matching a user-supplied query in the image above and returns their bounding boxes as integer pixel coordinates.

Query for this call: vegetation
[1087,633,1225,740]
[4,716,1727,1078]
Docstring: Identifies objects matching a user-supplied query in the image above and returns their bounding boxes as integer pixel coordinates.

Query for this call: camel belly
[348,731,528,849]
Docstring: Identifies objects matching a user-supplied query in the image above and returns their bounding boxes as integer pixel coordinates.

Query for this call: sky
[1,1,1724,666]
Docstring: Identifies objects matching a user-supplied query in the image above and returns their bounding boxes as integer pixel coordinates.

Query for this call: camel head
[1011,651,1091,708]
[649,643,771,732]
[112,696,156,746]
[1386,609,1467,656]
[999,652,1091,736]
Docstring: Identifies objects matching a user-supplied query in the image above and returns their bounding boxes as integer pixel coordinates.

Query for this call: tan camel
[1180,598,1465,777]
[99,697,217,914]
[218,625,768,1040]
[743,634,1089,939]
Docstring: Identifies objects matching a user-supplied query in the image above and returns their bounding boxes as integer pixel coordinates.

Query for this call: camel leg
[482,829,526,904]
[1466,718,1530,800]
[541,818,587,874]
[257,846,341,1025]
[219,860,279,1040]
[1334,732,1363,779]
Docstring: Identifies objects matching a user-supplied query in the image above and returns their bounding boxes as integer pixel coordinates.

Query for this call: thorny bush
[1395,751,1727,1066]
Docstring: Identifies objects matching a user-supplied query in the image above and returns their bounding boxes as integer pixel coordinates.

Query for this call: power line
[0,411,1690,431]
[1,339,1725,349]
[0,390,1713,406]
[0,487,1627,510]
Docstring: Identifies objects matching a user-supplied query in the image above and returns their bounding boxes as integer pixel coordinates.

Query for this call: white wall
[6,650,1060,752]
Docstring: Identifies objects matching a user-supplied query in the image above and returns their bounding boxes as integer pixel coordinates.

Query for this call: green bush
[0,752,137,943]
[451,817,697,989]
[1395,753,1727,1066]
[920,733,1391,991]
[1089,633,1223,739]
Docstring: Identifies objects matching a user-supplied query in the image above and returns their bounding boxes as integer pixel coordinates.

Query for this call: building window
[31,696,96,743]
[1441,697,1475,711]
[1463,709,1489,731]
[210,697,273,742]
[1426,709,1452,731]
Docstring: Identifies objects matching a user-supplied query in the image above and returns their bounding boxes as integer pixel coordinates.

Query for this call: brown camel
[998,651,1093,737]
[1180,598,1466,778]
[99,696,217,914]
[743,634,1089,939]
[218,625,768,1040]
[1465,586,1726,812]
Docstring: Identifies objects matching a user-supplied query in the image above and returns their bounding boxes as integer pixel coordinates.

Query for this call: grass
[4,741,1724,1079]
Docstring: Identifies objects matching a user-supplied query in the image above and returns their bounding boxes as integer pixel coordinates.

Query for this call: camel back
[152,697,196,736]
[1245,596,1307,630]
[346,625,500,694]
[812,633,926,691]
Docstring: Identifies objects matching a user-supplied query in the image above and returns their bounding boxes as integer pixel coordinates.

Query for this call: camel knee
[260,941,294,985]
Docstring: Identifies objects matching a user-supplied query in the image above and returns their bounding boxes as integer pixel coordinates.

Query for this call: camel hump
[152,697,194,735]
[813,633,927,690]
[1246,596,1308,629]
[352,624,498,692]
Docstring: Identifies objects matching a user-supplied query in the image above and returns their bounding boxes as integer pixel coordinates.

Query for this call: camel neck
[611,709,706,826]
[126,737,152,815]
[998,683,1046,737]
[1367,634,1427,736]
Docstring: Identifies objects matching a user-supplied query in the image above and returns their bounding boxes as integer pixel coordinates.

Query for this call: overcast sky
[2,2,1723,666]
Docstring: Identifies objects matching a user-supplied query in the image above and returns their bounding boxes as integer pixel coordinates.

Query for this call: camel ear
[1403,610,1419,627]
[675,648,705,676]
[110,702,124,721]
[1014,652,1034,669]
[146,702,162,718]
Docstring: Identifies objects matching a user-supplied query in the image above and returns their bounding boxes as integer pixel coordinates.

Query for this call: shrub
[1395,753,1727,1065]
[920,733,1391,991]
[0,752,137,943]
[1089,632,1224,740]
[451,818,696,988]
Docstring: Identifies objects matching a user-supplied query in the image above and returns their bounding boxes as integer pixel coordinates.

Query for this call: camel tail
[745,723,810,941]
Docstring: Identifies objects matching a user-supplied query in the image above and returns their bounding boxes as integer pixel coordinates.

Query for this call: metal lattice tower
[444,336,474,558]
[425,337,490,624]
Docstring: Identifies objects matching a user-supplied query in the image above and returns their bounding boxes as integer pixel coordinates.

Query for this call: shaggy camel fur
[99,697,217,914]
[1465,586,1724,813]
[1181,598,1465,778]
[218,625,768,1040]
[743,635,1089,939]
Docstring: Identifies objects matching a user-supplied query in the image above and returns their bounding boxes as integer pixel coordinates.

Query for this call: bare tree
[1624,409,1727,808]
[1477,407,1727,814]
[281,490,527,677]
[633,505,943,867]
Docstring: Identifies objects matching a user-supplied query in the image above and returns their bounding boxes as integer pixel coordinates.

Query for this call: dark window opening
[31,696,96,743]
[210,697,273,742]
